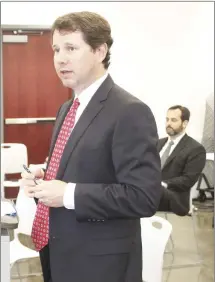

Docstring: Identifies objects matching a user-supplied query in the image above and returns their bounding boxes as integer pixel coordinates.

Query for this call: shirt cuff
[162,181,168,189]
[63,182,76,209]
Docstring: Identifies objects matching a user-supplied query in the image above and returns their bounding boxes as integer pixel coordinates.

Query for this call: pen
[23,164,38,185]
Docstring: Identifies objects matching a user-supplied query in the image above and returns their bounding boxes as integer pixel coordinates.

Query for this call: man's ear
[96,43,108,63]
[182,120,188,129]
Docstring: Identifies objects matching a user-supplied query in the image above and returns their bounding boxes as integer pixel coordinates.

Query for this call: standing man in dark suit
[158,105,206,216]
[21,12,162,282]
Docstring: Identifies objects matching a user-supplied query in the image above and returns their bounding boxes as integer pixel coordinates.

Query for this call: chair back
[141,215,172,282]
[1,143,28,174]
[201,153,214,189]
[190,152,214,202]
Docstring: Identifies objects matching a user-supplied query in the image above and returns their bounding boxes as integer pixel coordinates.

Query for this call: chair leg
[11,273,42,279]
[164,212,203,270]
[164,213,175,252]
[16,261,22,281]
[169,233,175,250]
[191,212,202,264]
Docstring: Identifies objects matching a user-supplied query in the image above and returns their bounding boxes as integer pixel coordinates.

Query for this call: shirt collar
[168,132,186,146]
[74,72,108,107]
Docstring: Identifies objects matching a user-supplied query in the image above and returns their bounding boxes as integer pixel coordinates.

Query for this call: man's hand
[21,167,67,208]
[20,167,44,196]
[25,180,67,208]
[161,181,168,189]
[22,167,44,180]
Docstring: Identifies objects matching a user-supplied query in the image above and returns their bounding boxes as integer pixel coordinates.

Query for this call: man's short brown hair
[168,105,190,122]
[51,11,113,69]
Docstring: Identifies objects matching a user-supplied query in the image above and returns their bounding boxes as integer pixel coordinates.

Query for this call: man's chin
[61,79,76,89]
[166,130,175,136]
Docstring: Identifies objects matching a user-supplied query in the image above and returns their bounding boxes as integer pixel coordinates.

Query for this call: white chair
[141,215,172,282]
[195,153,214,202]
[10,186,40,279]
[189,153,214,211]
[164,186,203,268]
[1,143,28,198]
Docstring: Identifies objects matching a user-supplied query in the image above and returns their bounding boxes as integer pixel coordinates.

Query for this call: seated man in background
[158,105,206,216]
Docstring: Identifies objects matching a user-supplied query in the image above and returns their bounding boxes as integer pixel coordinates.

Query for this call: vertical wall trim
[0,29,4,143]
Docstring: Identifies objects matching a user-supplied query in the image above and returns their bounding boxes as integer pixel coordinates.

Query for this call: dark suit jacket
[158,134,206,216]
[44,75,162,282]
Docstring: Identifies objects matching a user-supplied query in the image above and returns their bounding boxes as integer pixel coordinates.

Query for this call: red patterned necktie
[31,98,80,251]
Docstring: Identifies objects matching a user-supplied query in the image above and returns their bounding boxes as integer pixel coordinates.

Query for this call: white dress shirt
[159,132,186,158]
[63,72,108,209]
[160,132,186,188]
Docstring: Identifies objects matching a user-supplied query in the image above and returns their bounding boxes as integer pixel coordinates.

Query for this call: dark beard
[166,126,183,136]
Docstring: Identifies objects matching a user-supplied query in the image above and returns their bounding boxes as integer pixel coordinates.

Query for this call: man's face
[52,30,104,92]
[165,109,186,136]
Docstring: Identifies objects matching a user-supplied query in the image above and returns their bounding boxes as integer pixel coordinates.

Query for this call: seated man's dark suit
[158,134,206,215]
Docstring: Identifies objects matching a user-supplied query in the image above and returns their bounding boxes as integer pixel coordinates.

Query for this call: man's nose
[56,52,69,64]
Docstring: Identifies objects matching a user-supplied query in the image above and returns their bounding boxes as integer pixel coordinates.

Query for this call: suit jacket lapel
[157,138,168,152]
[163,134,188,168]
[56,75,114,179]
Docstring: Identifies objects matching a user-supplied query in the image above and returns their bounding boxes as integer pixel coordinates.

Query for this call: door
[2,28,71,198]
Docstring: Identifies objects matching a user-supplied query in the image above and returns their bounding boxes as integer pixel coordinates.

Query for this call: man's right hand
[20,167,45,198]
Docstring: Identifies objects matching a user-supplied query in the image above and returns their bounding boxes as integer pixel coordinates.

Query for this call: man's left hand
[28,180,67,208]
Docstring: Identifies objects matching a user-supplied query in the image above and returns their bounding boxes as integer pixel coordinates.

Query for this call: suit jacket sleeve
[158,187,190,216]
[164,146,206,192]
[74,102,162,221]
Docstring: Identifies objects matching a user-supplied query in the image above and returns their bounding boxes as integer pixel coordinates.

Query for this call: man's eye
[53,49,59,53]
[68,47,75,51]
